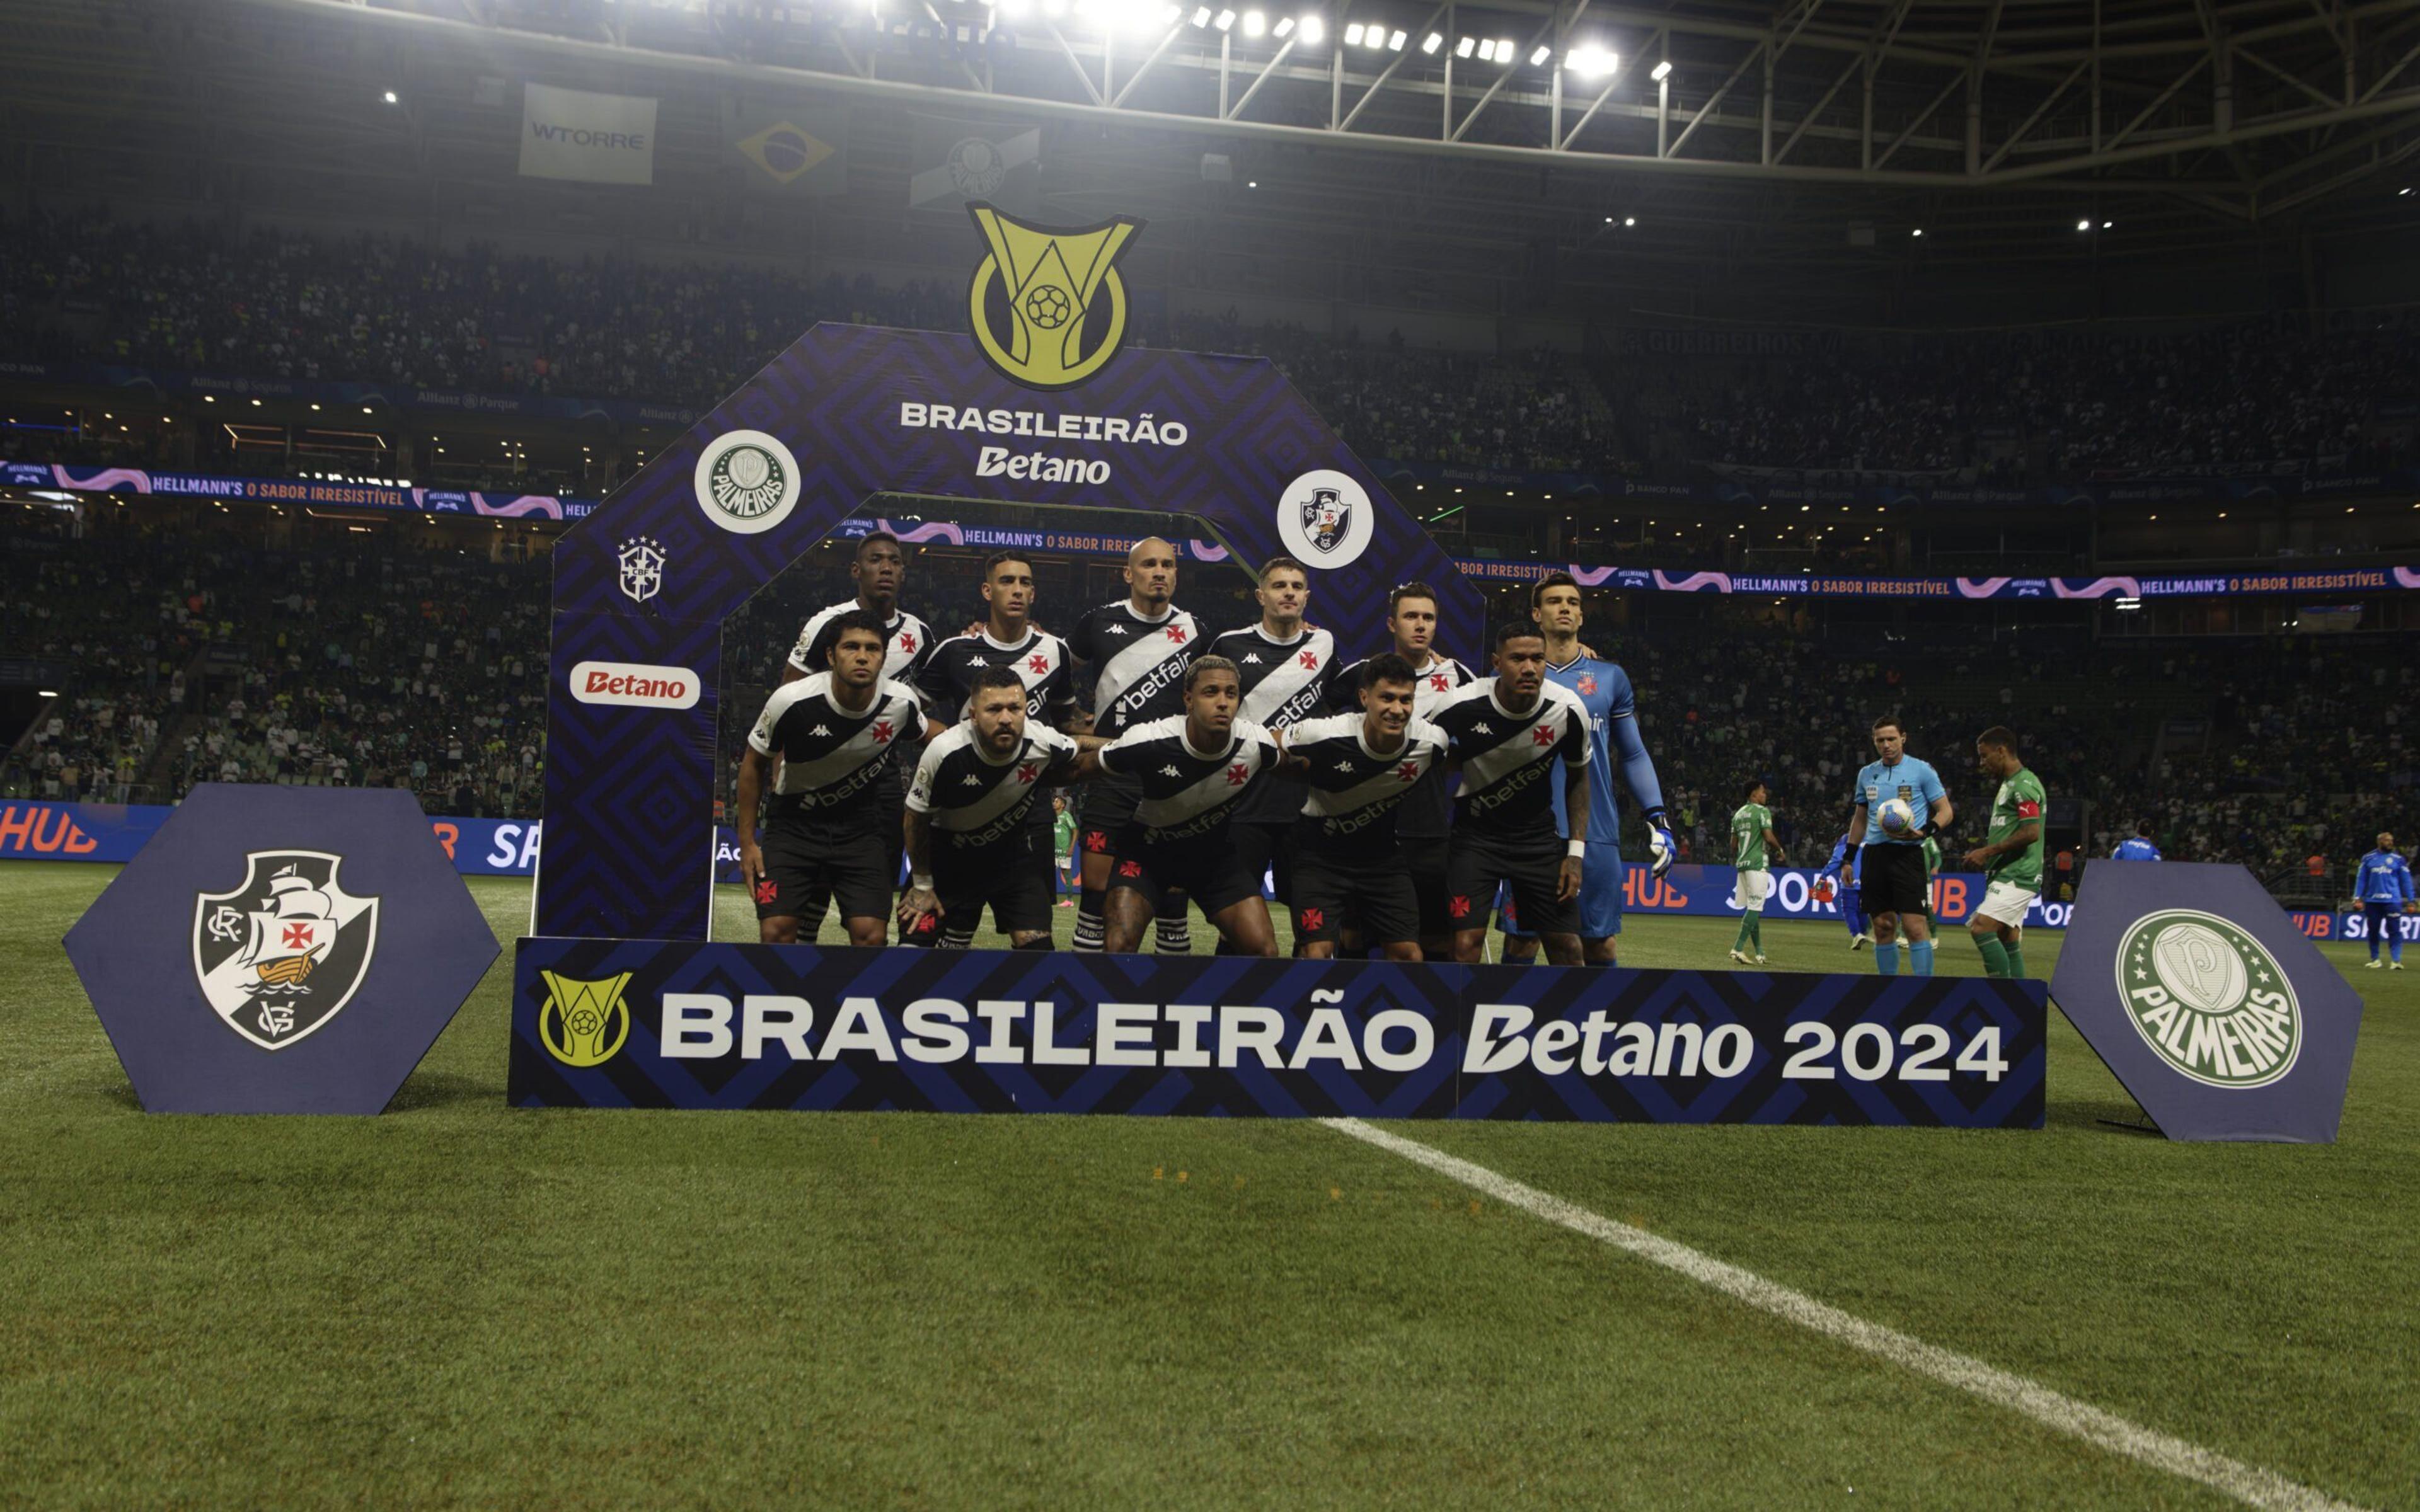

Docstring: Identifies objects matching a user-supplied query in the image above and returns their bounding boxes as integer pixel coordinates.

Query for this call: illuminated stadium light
[2102,220,2114,229]
[1344,20,1362,43]
[1388,28,1405,49]
[1192,5,1211,24]
[1360,23,1385,48]
[1492,38,1512,60]
[1911,227,1924,237]
[1454,34,1474,57]
[1297,13,1321,41]
[382,90,398,105]
[2076,218,2092,231]
[2401,186,2414,196]
[1242,9,1264,35]
[1214,8,1235,29]
[1530,44,1551,66]
[1420,30,1441,51]
[1273,14,1293,33]
[1623,215,1635,226]
[1473,38,1494,60]
[1651,59,1671,80]
[250,398,262,406]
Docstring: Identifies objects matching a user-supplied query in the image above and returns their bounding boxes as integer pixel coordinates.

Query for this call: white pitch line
[1322,1117,2369,1512]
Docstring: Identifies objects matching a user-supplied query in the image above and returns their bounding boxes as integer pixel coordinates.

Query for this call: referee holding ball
[1837,715,1954,978]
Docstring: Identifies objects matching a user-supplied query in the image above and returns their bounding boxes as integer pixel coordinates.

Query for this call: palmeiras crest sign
[534,204,1480,939]
[192,850,379,1051]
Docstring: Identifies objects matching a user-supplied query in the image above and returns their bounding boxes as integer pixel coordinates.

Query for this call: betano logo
[538,970,633,1067]
[966,203,1144,391]
[570,660,700,709]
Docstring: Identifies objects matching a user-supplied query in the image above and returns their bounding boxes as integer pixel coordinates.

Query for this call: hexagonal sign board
[64,784,500,1114]
[2050,862,2364,1142]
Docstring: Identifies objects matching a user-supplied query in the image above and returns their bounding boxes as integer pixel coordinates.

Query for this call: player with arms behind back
[1960,726,2043,979]
[1498,572,1674,966]
[1838,714,1953,976]
[1209,556,1335,944]
[1729,779,1783,965]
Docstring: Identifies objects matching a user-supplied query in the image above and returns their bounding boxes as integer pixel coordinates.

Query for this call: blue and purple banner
[1,461,591,520]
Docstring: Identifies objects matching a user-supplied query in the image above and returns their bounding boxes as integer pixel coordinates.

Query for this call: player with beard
[1208,556,1335,944]
[1328,581,1473,959]
[1279,654,1449,960]
[898,667,1083,949]
[1068,536,1203,954]
[1074,656,1283,956]
[737,612,930,947]
[1430,622,1594,966]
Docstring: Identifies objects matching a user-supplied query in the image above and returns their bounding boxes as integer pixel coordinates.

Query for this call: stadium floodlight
[1911,227,1924,237]
[251,398,262,406]
[1454,33,1474,56]
[1298,13,1321,40]
[1387,28,1405,49]
[1360,23,1385,47]
[1567,45,1616,77]
[2402,186,2414,197]
[1603,215,1613,223]
[1623,215,1636,226]
[1274,14,1293,32]
[1344,20,1363,42]
[1651,58,1671,80]
[382,89,399,105]
[1242,9,1264,34]
[1193,5,1212,23]
[2101,220,2114,229]
[1529,44,1550,65]
[1420,30,1441,51]
[2076,218,2092,231]
[1214,9,1235,29]
[1492,39,1512,60]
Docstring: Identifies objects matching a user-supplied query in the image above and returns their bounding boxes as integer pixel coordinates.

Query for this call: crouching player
[1278,653,1450,960]
[897,667,1083,949]
[1078,656,1285,957]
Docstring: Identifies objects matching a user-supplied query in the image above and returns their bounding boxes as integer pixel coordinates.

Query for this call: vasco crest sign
[192,850,379,1051]
[965,203,1143,390]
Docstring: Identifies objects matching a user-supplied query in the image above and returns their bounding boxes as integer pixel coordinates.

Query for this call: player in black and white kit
[1073,656,1283,956]
[898,667,1083,949]
[1208,555,1335,935]
[784,531,935,689]
[1281,654,1449,960]
[737,611,930,947]
[916,550,1080,730]
[1430,622,1593,966]
[1328,581,1473,959]
[1066,536,1202,954]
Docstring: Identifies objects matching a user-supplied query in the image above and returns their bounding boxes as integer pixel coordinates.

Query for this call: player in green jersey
[1052,796,1079,907]
[1960,725,2046,978]
[1728,779,1782,965]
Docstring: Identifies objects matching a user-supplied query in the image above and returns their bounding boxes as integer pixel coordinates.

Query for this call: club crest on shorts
[693,430,801,534]
[616,536,666,604]
[1276,469,1374,566]
[965,203,1143,390]
[191,851,379,1051]
[2115,909,2300,1088]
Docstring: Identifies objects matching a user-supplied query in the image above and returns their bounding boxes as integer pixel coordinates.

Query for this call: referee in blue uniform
[1838,715,1952,977]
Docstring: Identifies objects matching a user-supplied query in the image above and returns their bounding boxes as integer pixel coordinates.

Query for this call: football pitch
[3,862,2415,1509]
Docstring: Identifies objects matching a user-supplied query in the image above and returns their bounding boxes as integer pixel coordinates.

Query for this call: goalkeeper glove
[1644,810,1678,879]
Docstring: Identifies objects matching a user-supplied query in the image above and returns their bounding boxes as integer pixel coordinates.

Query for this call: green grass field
[3,861,2415,1509]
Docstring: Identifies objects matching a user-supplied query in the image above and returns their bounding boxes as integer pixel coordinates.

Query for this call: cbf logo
[616,536,665,604]
[966,203,1143,391]
[693,430,800,535]
[537,970,632,1067]
[191,852,379,1051]
[2116,910,2301,1088]
[1276,468,1374,567]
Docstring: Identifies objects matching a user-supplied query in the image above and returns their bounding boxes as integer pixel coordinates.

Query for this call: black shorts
[1228,820,1298,905]
[1403,835,1453,937]
[1293,845,1419,947]
[1106,823,1262,915]
[1859,842,1932,919]
[930,829,1059,939]
[1078,775,1142,865]
[1447,825,1577,937]
[756,823,898,925]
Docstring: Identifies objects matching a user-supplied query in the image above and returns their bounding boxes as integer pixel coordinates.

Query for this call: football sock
[1875,941,1899,976]
[1749,914,1762,951]
[1974,936,2010,978]
[1073,890,1107,953]
[2370,931,2382,961]
[1732,915,1754,952]
[2005,942,2028,978]
[1156,917,1193,954]
[2392,934,2404,963]
[1909,940,1935,976]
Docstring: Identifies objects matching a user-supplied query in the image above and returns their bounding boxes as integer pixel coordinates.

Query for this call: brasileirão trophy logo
[965,203,1144,391]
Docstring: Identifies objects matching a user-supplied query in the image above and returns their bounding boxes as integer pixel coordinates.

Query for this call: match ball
[1875,797,1916,836]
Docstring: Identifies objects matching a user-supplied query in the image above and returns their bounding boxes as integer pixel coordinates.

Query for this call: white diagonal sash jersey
[787,600,935,690]
[916,627,1078,724]
[1328,653,1473,839]
[907,723,1079,853]
[1068,600,1203,738]
[750,674,925,835]
[1284,713,1449,857]
[1098,716,1281,841]
[1431,677,1592,835]
[1214,623,1337,825]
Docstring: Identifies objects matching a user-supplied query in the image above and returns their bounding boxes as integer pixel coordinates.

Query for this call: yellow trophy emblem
[966,203,1144,391]
[538,970,633,1068]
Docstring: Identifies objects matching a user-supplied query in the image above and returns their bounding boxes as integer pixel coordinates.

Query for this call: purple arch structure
[535,324,1484,940]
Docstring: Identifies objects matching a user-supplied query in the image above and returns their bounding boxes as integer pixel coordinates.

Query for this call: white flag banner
[908,120,1041,212]
[519,83,658,185]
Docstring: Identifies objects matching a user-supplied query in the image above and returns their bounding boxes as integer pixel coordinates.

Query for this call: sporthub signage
[2052,864,2360,1141]
[536,195,1477,939]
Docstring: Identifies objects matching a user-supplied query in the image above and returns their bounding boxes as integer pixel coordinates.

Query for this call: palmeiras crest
[1301,486,1351,555]
[191,850,380,1051]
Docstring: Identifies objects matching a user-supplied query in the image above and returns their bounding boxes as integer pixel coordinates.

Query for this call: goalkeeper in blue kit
[1820,829,1872,949]
[2354,832,2415,969]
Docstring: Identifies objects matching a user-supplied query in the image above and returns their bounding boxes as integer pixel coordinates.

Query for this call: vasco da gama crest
[965,203,1144,390]
[192,850,380,1051]
[1301,486,1352,554]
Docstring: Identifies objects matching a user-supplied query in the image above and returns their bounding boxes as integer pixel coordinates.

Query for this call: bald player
[1067,537,1205,954]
